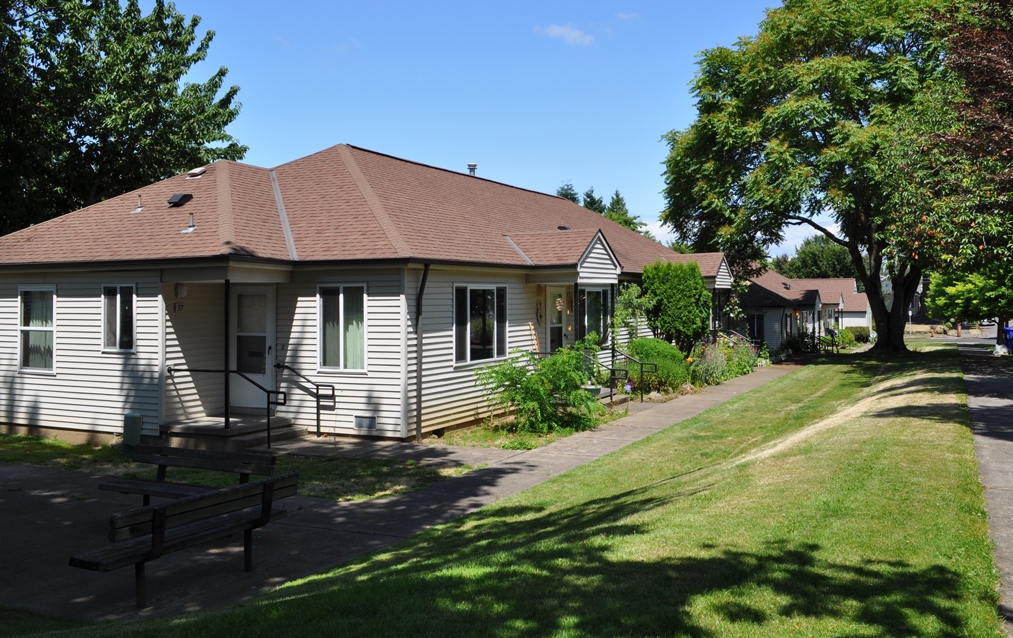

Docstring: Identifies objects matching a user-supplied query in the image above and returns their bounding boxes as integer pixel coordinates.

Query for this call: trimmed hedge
[626,338,690,392]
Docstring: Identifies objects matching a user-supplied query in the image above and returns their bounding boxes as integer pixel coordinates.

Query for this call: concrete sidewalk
[0,363,799,622]
[959,342,1013,636]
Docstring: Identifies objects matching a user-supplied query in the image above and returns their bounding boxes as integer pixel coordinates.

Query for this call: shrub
[836,328,857,348]
[626,338,690,392]
[641,260,711,353]
[845,326,870,343]
[476,339,605,434]
[692,343,727,385]
[724,335,757,378]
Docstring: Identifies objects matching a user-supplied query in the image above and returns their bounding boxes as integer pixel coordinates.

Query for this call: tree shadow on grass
[185,481,976,638]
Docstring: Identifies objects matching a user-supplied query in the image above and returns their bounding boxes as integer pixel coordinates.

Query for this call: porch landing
[153,416,305,452]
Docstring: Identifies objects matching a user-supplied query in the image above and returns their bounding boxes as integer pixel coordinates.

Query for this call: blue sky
[162,0,819,255]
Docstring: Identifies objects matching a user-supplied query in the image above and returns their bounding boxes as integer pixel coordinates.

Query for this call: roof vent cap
[557,225,570,231]
[186,166,207,179]
[467,163,477,176]
[131,195,144,214]
[167,193,192,207]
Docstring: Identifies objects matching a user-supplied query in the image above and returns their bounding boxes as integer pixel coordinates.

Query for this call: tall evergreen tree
[581,187,606,215]
[556,181,580,203]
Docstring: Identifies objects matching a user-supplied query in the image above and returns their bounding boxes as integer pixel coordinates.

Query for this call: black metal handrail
[613,351,658,403]
[166,366,287,448]
[274,364,336,438]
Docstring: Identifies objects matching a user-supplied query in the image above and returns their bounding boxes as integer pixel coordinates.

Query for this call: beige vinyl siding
[163,282,225,424]
[0,271,162,435]
[275,268,404,437]
[577,237,620,285]
[406,266,535,433]
[841,310,871,329]
[715,259,733,289]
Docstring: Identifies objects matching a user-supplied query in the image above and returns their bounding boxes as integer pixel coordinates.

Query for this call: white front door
[230,285,275,408]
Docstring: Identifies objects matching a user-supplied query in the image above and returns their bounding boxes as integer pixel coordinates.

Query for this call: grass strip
[40,342,999,637]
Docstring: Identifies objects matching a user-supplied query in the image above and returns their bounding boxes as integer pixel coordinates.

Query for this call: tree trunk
[869,265,923,353]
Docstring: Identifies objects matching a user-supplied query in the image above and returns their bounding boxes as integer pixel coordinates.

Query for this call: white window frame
[580,286,610,348]
[317,283,368,373]
[101,284,137,353]
[18,285,56,375]
[454,284,509,366]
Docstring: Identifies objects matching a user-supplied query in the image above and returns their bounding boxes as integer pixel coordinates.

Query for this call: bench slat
[132,445,276,466]
[71,508,287,572]
[109,474,298,541]
[129,453,275,477]
[98,478,216,500]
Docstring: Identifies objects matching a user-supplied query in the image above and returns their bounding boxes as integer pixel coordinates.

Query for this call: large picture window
[455,286,507,363]
[578,287,610,346]
[103,285,134,351]
[20,288,54,371]
[319,285,366,370]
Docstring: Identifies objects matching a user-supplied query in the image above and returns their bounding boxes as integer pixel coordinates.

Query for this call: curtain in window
[321,288,340,367]
[343,287,365,369]
[21,290,53,369]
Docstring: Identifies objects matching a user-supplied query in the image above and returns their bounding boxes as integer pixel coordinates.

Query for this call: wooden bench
[99,445,277,505]
[70,473,298,608]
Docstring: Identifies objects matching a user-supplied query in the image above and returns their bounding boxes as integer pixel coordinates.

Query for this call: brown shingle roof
[792,278,869,312]
[0,143,726,277]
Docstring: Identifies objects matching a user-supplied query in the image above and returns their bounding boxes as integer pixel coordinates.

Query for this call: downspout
[224,278,230,430]
[414,264,431,442]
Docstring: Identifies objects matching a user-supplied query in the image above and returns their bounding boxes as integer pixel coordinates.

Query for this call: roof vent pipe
[467,163,477,176]
[132,196,143,214]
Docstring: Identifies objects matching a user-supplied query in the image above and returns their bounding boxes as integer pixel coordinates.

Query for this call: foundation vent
[354,415,377,430]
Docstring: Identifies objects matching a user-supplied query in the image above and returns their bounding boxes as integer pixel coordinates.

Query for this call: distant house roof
[744,269,868,310]
[0,144,726,278]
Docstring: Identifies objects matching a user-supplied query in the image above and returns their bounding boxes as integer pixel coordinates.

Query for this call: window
[319,286,366,370]
[578,287,610,345]
[455,286,507,363]
[103,285,134,351]
[20,288,54,371]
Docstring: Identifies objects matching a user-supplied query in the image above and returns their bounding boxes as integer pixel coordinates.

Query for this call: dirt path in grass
[732,366,952,467]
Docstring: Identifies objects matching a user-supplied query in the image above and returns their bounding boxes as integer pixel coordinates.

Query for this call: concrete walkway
[0,363,799,622]
[959,341,1013,635]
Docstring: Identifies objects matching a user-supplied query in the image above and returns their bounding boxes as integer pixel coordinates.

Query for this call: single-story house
[0,144,732,443]
[739,268,822,350]
[738,270,871,350]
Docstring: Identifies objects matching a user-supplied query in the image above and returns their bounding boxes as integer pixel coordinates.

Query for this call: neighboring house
[792,278,872,330]
[0,144,732,443]
[739,269,822,350]
[738,269,871,350]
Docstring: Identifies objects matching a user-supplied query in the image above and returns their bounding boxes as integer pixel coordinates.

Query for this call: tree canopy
[773,235,860,280]
[661,0,960,352]
[925,267,1013,327]
[0,0,246,235]
[556,182,653,237]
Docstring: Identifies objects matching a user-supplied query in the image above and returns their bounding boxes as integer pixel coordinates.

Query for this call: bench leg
[135,562,145,609]
[244,529,253,572]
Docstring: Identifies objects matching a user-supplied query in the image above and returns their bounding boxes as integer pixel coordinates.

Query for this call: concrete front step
[147,416,306,452]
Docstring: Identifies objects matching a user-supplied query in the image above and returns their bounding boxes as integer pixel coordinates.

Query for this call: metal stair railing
[166,366,287,448]
[274,364,337,438]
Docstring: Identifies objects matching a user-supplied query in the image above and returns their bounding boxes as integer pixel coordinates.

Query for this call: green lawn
[9,344,1003,636]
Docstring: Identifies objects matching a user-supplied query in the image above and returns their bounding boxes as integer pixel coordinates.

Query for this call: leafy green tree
[660,0,958,352]
[668,240,695,254]
[925,268,1013,340]
[641,260,712,352]
[778,236,859,279]
[0,0,246,235]
[556,182,580,203]
[609,282,655,353]
[581,187,606,215]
